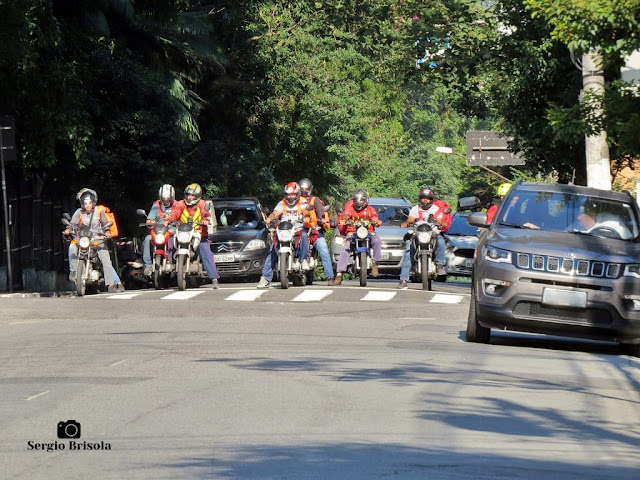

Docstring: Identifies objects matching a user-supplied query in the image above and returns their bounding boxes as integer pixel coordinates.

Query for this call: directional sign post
[0,116,15,292]
[465,131,524,166]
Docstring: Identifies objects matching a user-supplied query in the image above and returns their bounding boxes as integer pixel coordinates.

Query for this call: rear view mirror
[467,212,489,228]
[62,213,72,221]
[136,209,147,217]
[443,207,452,214]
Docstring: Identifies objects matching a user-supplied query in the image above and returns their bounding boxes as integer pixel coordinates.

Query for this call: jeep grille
[514,253,622,279]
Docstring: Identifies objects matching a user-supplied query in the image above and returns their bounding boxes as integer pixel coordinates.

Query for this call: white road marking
[399,317,436,320]
[430,294,464,304]
[225,290,268,302]
[107,293,140,300]
[161,291,206,300]
[110,360,127,367]
[361,291,397,302]
[26,391,50,401]
[292,290,333,302]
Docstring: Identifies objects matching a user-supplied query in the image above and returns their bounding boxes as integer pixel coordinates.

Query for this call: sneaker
[398,279,408,289]
[211,279,219,289]
[115,283,125,293]
[68,272,76,282]
[333,274,343,286]
[144,266,153,276]
[301,259,310,271]
[327,278,335,286]
[107,285,118,293]
[437,264,447,276]
[256,276,271,289]
[371,262,379,277]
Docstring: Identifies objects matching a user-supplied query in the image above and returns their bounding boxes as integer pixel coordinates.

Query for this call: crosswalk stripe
[292,290,333,302]
[361,291,397,302]
[161,291,206,300]
[106,293,140,300]
[430,294,464,304]
[225,290,267,302]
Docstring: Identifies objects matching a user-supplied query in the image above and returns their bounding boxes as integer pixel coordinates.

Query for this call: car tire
[466,282,490,343]
[621,343,640,358]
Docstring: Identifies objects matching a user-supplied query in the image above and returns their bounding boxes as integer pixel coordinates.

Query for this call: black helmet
[353,189,369,211]
[298,178,313,197]
[419,187,435,200]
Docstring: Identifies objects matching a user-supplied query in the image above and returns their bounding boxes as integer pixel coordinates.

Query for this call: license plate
[214,254,235,263]
[381,252,391,260]
[465,259,473,267]
[542,288,587,308]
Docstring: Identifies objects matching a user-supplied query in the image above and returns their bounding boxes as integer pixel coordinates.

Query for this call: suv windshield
[499,190,639,240]
[372,204,410,225]
[215,206,261,229]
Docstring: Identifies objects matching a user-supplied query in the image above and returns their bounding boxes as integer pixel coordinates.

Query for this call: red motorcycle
[137,209,176,290]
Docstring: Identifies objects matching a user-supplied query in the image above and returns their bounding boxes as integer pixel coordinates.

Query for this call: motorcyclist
[486,182,512,224]
[142,184,179,276]
[64,188,125,293]
[298,177,335,286]
[333,189,382,286]
[162,183,221,289]
[398,187,450,289]
[256,182,314,288]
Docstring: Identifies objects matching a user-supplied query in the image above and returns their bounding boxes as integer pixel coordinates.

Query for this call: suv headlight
[245,239,266,251]
[624,264,640,278]
[484,246,512,263]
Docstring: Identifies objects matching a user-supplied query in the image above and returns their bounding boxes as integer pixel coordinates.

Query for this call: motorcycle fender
[154,249,169,259]
[177,248,190,255]
[279,246,291,254]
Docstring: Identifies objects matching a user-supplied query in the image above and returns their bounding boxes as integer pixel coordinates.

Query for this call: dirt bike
[174,218,207,291]
[345,219,375,287]
[62,217,113,296]
[273,220,318,289]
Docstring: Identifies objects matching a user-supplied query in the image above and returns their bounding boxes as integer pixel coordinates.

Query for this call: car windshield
[215,207,261,228]
[447,214,481,236]
[499,190,640,240]
[372,204,410,225]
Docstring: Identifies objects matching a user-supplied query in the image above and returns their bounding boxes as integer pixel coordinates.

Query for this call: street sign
[465,130,524,166]
[0,116,16,163]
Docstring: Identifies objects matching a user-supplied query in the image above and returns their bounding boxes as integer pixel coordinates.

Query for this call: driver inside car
[575,202,632,239]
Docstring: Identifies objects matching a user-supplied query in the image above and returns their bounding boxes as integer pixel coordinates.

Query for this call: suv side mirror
[467,212,489,228]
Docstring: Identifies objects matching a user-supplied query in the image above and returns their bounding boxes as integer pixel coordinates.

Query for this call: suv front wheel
[466,282,490,343]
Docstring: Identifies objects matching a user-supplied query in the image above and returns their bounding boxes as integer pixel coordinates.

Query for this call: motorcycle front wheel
[359,251,368,287]
[279,252,290,289]
[176,255,187,291]
[76,259,87,296]
[422,254,432,291]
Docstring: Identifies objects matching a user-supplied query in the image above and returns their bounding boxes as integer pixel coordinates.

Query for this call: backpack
[433,199,452,232]
[97,205,119,237]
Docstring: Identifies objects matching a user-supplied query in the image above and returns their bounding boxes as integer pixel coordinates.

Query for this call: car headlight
[278,230,292,242]
[245,239,266,251]
[624,264,640,278]
[78,237,91,249]
[334,236,346,247]
[356,226,369,239]
[154,233,166,245]
[177,231,191,244]
[484,246,512,263]
[417,231,431,244]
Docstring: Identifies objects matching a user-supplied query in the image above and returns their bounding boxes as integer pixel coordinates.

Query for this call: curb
[0,291,76,299]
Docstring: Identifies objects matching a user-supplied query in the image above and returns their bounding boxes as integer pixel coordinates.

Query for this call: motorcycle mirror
[61,218,71,226]
[204,200,213,212]
[62,213,72,221]
[306,204,315,211]
[136,209,147,217]
[323,204,331,212]
[443,207,452,214]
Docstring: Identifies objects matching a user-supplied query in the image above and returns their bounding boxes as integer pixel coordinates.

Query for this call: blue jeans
[261,232,310,282]
[399,236,446,281]
[314,235,334,279]
[198,238,220,280]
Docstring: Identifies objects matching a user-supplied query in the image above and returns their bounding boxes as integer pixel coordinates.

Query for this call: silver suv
[466,181,640,357]
[331,197,411,275]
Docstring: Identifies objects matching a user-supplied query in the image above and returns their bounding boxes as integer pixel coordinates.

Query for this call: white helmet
[158,184,175,207]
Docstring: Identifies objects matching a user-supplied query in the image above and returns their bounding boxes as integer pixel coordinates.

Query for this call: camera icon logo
[57,420,81,439]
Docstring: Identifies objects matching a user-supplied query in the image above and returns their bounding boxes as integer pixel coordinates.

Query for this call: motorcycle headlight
[245,239,266,251]
[177,231,191,244]
[278,230,292,242]
[417,231,431,244]
[484,245,512,263]
[78,237,91,249]
[334,236,346,247]
[154,233,166,245]
[356,226,369,239]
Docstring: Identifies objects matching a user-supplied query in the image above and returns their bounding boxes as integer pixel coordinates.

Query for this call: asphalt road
[1,278,639,479]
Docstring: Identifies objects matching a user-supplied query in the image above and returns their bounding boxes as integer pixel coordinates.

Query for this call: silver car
[331,197,411,275]
[443,211,481,277]
[467,181,640,357]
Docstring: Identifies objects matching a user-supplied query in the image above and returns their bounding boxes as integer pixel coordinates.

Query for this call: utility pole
[582,49,611,190]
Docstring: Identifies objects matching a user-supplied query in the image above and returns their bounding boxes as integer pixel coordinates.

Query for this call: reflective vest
[180,205,203,224]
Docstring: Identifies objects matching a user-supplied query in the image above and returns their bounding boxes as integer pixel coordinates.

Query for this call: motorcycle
[62,217,113,296]
[405,211,450,291]
[174,218,207,291]
[137,209,175,290]
[273,220,318,289]
[345,219,375,287]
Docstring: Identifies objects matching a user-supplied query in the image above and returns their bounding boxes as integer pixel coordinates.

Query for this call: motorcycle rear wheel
[359,252,367,287]
[279,252,289,289]
[176,255,187,291]
[76,259,87,296]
